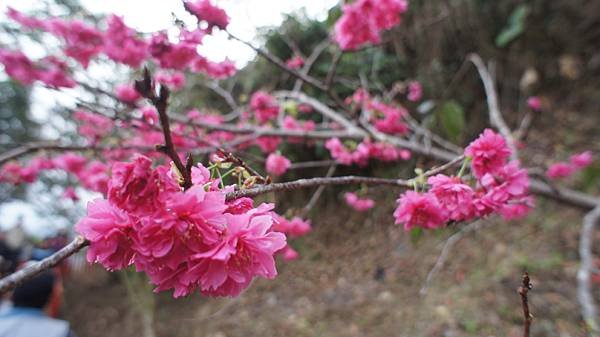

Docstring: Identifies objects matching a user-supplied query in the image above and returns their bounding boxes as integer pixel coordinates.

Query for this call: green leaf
[326,5,342,28]
[579,163,600,192]
[437,100,465,142]
[410,227,423,245]
[495,4,530,47]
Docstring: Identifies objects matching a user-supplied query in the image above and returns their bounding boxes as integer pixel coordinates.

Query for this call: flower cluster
[250,91,280,124]
[0,153,109,194]
[394,129,532,230]
[1,6,237,91]
[345,88,410,135]
[546,151,593,179]
[75,155,288,298]
[344,192,375,212]
[325,138,411,166]
[265,153,291,176]
[334,0,408,50]
[273,214,312,261]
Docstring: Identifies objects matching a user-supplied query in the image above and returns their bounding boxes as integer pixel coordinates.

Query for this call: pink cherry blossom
[546,162,576,179]
[344,192,375,212]
[155,71,186,90]
[334,0,407,50]
[527,96,542,111]
[250,91,279,124]
[104,15,149,68]
[286,56,304,69]
[266,153,291,176]
[0,49,38,85]
[108,155,180,214]
[279,245,299,261]
[185,211,286,297]
[52,152,88,174]
[256,136,281,153]
[407,81,422,102]
[75,199,135,271]
[325,138,354,165]
[74,110,114,142]
[370,101,409,135]
[62,187,79,201]
[500,196,534,220]
[273,214,312,238]
[36,56,77,88]
[6,7,46,30]
[394,191,448,231]
[115,84,141,104]
[465,128,512,178]
[570,151,593,169]
[427,174,474,221]
[184,0,230,32]
[46,18,104,68]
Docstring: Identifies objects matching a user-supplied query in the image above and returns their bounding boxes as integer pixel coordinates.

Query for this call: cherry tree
[0,1,598,335]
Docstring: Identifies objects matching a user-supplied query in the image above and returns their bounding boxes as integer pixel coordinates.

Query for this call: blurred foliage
[0,81,36,149]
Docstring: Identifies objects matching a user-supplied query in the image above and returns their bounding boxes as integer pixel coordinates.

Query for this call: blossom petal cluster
[344,192,375,212]
[75,155,287,298]
[394,129,533,230]
[325,138,410,166]
[334,0,408,50]
[250,91,280,124]
[546,151,593,179]
[1,6,237,91]
[265,153,291,176]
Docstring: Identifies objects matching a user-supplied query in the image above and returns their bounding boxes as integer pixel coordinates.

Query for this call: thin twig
[325,50,343,89]
[275,90,364,134]
[468,54,518,159]
[419,220,486,295]
[578,205,600,337]
[518,272,533,337]
[422,155,465,178]
[226,31,348,110]
[226,175,412,200]
[217,148,268,184]
[301,165,337,217]
[293,39,330,93]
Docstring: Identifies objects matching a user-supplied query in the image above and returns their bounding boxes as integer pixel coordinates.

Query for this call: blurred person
[0,269,75,337]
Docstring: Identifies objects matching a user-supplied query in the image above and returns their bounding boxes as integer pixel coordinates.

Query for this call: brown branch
[225,175,412,200]
[518,272,533,337]
[217,148,268,184]
[325,50,343,90]
[0,236,88,294]
[226,31,327,92]
[135,69,192,189]
[422,155,465,178]
[293,39,330,93]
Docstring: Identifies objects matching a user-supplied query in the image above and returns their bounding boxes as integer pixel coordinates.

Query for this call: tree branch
[0,236,88,294]
[226,175,412,200]
[468,54,518,159]
[419,220,486,295]
[135,69,192,189]
[578,205,600,337]
[518,272,533,337]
